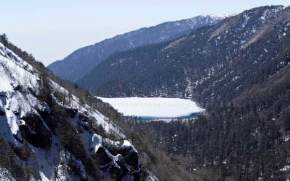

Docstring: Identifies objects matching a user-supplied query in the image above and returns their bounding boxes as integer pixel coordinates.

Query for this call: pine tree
[0,33,8,47]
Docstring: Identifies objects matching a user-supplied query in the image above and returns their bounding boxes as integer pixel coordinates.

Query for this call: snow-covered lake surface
[98,97,205,118]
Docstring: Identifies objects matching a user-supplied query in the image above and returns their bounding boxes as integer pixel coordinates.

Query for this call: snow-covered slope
[0,40,158,180]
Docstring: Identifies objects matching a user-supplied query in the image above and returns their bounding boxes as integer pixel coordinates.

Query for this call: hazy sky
[1,0,289,65]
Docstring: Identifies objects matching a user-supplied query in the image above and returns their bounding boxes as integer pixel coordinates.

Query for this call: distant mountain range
[48,15,220,82]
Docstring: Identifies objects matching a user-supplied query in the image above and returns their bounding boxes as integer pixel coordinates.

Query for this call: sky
[1,0,289,65]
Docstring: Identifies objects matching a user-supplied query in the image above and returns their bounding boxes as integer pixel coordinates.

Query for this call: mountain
[48,16,220,82]
[78,5,290,102]
[0,35,195,180]
[77,5,290,180]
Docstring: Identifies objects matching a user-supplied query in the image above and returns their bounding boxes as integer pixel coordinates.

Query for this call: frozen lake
[98,97,205,119]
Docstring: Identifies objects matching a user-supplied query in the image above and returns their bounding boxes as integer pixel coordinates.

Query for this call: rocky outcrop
[0,36,158,180]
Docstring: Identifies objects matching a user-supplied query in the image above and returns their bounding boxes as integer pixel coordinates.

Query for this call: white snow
[0,168,15,181]
[98,97,204,118]
[241,14,250,28]
[145,174,159,181]
[122,139,138,152]
[122,140,133,147]
[284,135,290,142]
[91,134,102,153]
[0,42,42,136]
[40,171,50,181]
[280,165,290,172]
[0,67,12,92]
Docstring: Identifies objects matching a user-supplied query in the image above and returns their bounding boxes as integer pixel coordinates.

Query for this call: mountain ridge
[77,5,289,102]
[48,15,220,82]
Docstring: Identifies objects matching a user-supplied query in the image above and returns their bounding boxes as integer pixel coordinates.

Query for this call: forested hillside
[131,63,290,180]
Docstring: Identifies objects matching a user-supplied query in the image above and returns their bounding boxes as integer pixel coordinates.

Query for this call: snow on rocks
[0,42,43,141]
[91,134,102,153]
[50,80,124,137]
[0,41,156,180]
[241,14,250,28]
[0,168,15,181]
[280,165,290,172]
[283,135,290,142]
[145,173,159,181]
[89,132,140,175]
[0,66,13,92]
[55,150,87,180]
[90,133,136,155]
[39,172,50,181]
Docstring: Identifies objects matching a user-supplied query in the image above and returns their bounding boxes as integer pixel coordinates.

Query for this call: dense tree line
[130,52,290,180]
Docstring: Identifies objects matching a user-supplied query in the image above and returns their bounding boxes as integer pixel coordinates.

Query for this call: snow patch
[280,165,290,172]
[0,66,13,92]
[0,168,15,181]
[91,134,102,153]
[40,171,50,181]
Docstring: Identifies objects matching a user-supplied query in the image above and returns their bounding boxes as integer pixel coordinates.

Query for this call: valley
[50,5,290,180]
[1,2,290,181]
[0,35,190,181]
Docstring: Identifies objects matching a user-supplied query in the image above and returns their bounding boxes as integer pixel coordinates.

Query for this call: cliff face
[0,36,159,180]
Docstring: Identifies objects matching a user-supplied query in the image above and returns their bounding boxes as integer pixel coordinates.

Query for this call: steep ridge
[78,5,290,103]
[0,36,193,180]
[48,16,220,82]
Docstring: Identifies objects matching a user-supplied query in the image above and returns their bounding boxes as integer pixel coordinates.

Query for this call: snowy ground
[98,97,205,118]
